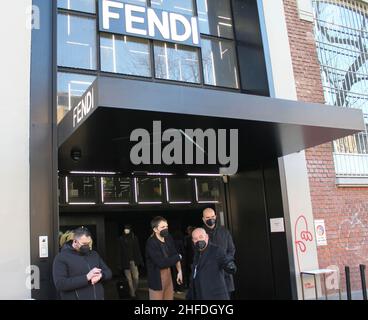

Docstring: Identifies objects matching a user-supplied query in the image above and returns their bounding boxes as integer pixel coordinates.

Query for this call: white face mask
[124,229,131,235]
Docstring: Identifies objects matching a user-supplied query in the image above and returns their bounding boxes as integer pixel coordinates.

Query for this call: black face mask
[205,218,216,227]
[159,228,169,238]
[195,240,207,251]
[79,245,90,255]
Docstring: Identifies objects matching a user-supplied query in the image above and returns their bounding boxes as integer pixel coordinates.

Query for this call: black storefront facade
[30,0,365,300]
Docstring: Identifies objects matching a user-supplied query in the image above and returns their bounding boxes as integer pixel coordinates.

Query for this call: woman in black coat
[145,216,183,300]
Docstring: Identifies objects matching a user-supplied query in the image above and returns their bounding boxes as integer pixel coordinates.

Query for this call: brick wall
[283,0,368,293]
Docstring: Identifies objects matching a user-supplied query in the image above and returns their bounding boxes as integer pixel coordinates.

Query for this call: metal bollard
[359,264,367,300]
[345,266,352,300]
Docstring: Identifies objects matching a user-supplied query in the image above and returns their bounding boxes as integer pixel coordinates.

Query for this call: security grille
[312,0,368,177]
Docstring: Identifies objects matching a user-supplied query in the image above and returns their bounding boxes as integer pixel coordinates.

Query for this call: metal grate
[312,0,368,177]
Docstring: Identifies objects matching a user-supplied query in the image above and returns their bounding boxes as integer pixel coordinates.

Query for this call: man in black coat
[119,224,143,299]
[186,228,236,300]
[202,207,236,295]
[53,227,112,300]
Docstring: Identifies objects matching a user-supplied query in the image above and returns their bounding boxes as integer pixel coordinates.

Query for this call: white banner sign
[314,219,327,246]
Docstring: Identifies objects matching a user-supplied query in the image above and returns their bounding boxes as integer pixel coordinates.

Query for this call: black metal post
[359,264,367,300]
[345,266,352,300]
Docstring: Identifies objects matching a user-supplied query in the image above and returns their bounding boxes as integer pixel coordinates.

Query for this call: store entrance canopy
[58,77,364,173]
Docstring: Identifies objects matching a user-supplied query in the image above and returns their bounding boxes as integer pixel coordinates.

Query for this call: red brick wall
[283,0,368,293]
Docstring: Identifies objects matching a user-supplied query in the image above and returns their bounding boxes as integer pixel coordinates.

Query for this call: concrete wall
[257,0,321,299]
[0,1,32,299]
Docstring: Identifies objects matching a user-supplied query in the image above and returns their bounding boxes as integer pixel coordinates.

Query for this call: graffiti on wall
[294,214,314,273]
[338,212,368,262]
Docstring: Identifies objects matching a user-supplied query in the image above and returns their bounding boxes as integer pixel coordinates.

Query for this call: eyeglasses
[75,240,91,247]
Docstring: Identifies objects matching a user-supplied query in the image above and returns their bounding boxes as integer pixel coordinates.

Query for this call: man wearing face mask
[145,216,183,300]
[53,227,112,300]
[202,207,236,296]
[186,228,236,300]
[119,224,143,299]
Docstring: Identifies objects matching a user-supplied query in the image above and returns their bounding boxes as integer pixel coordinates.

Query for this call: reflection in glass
[154,41,200,83]
[195,177,221,202]
[100,34,151,77]
[151,0,194,15]
[313,0,368,156]
[58,0,96,13]
[67,176,97,203]
[57,13,97,69]
[201,38,239,88]
[196,0,234,39]
[136,178,162,203]
[57,72,96,123]
[103,177,131,203]
[166,178,192,203]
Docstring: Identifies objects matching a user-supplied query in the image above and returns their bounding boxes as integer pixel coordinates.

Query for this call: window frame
[200,34,240,89]
[196,0,235,41]
[56,71,97,123]
[100,32,153,78]
[57,0,97,14]
[57,10,98,71]
[56,0,242,99]
[152,40,201,84]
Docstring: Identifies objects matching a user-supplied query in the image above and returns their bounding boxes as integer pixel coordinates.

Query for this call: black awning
[58,77,364,173]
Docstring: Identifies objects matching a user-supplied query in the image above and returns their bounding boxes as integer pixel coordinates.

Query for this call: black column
[30,0,58,299]
[228,166,275,299]
[228,160,296,299]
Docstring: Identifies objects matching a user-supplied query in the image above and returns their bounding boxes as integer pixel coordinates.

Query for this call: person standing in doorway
[145,216,183,300]
[53,227,112,300]
[202,207,236,296]
[119,224,143,299]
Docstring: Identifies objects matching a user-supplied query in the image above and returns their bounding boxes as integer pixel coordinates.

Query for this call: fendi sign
[99,0,200,47]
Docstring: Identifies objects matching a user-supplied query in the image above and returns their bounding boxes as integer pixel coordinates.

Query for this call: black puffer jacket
[53,243,112,300]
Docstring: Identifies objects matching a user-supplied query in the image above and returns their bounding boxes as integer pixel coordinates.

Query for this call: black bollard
[359,265,367,300]
[345,266,352,300]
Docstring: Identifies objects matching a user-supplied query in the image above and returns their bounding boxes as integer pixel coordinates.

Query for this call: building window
[120,0,147,5]
[201,38,239,88]
[100,34,151,77]
[57,13,97,70]
[57,72,96,123]
[166,178,192,203]
[196,0,234,39]
[151,0,194,15]
[135,177,163,203]
[154,41,200,83]
[58,0,96,13]
[102,177,131,203]
[195,177,221,203]
[313,0,368,178]
[56,0,241,101]
[58,176,64,204]
[66,176,97,204]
